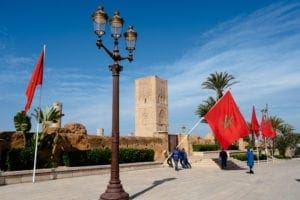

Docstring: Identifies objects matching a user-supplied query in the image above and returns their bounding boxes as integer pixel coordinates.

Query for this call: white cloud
[162,2,300,135]
[1,2,300,135]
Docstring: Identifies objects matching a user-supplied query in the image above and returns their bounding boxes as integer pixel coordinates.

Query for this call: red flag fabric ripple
[204,91,250,150]
[251,105,260,137]
[24,49,44,112]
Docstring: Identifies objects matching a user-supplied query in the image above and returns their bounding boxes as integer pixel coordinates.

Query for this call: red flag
[251,105,260,137]
[204,91,250,150]
[260,114,276,139]
[24,49,44,112]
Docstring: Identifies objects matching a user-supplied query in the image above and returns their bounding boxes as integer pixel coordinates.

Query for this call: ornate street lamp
[92,5,137,200]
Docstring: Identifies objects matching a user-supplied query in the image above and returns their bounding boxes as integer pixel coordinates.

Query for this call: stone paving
[0,159,299,200]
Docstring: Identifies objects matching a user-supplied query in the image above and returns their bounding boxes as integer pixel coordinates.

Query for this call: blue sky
[1,0,300,136]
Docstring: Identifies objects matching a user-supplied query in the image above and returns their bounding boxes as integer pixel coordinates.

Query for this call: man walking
[219,149,228,169]
[171,147,180,171]
[246,149,255,174]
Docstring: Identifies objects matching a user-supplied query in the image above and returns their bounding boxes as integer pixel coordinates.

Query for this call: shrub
[63,148,154,167]
[230,152,267,161]
[228,144,239,150]
[0,149,9,171]
[230,153,247,161]
[193,144,219,151]
[119,148,154,163]
[5,147,50,171]
[273,155,291,159]
[294,147,300,156]
[4,147,155,170]
[6,148,34,171]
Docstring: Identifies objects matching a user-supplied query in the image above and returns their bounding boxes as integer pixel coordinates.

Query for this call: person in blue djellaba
[171,147,180,171]
[246,148,255,174]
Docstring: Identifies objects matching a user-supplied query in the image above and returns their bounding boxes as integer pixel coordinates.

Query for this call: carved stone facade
[135,76,168,137]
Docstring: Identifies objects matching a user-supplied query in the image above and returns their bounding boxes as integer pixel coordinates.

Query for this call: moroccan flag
[261,114,276,139]
[251,105,260,137]
[24,49,44,112]
[204,91,250,150]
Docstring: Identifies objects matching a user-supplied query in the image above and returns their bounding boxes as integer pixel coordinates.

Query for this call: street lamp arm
[96,39,133,62]
[118,54,133,62]
[96,39,114,58]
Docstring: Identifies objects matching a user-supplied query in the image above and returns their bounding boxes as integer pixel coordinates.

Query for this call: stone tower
[135,76,168,137]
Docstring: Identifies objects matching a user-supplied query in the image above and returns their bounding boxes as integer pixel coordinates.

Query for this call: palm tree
[270,116,296,156]
[269,116,299,156]
[269,116,285,132]
[31,106,63,132]
[31,106,64,164]
[196,71,238,119]
[195,96,216,119]
[201,71,238,99]
[267,116,285,155]
[13,110,32,146]
[14,110,31,133]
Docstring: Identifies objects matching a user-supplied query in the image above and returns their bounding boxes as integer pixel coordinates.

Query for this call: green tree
[275,123,297,156]
[13,110,32,146]
[267,116,285,155]
[196,71,237,119]
[31,106,64,166]
[269,116,285,132]
[201,71,238,99]
[14,110,31,133]
[268,116,299,156]
[31,106,63,132]
[195,96,216,119]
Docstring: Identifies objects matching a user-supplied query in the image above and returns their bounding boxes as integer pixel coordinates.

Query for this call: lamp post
[92,5,137,200]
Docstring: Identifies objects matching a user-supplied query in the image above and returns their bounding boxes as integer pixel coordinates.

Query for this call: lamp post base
[100,182,129,200]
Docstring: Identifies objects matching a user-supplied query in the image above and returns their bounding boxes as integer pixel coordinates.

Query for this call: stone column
[238,138,245,151]
[97,128,104,136]
[52,102,62,128]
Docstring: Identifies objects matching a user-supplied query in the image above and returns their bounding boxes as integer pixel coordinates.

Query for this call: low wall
[0,161,163,186]
[0,131,169,162]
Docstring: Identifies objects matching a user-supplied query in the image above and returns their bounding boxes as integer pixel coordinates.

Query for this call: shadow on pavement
[212,158,247,170]
[130,177,177,199]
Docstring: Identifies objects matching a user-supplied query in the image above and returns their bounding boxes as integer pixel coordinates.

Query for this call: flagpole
[164,118,201,165]
[265,104,269,163]
[176,118,202,148]
[256,134,260,166]
[32,45,45,183]
[257,146,259,166]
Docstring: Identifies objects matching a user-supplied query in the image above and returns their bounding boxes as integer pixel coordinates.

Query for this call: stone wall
[88,135,168,160]
[0,131,25,151]
[0,123,169,163]
[1,123,221,164]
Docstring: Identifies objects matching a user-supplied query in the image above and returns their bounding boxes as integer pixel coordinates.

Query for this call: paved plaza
[0,159,299,200]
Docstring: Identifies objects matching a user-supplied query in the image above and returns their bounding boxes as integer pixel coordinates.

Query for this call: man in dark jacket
[171,147,180,171]
[219,149,228,169]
